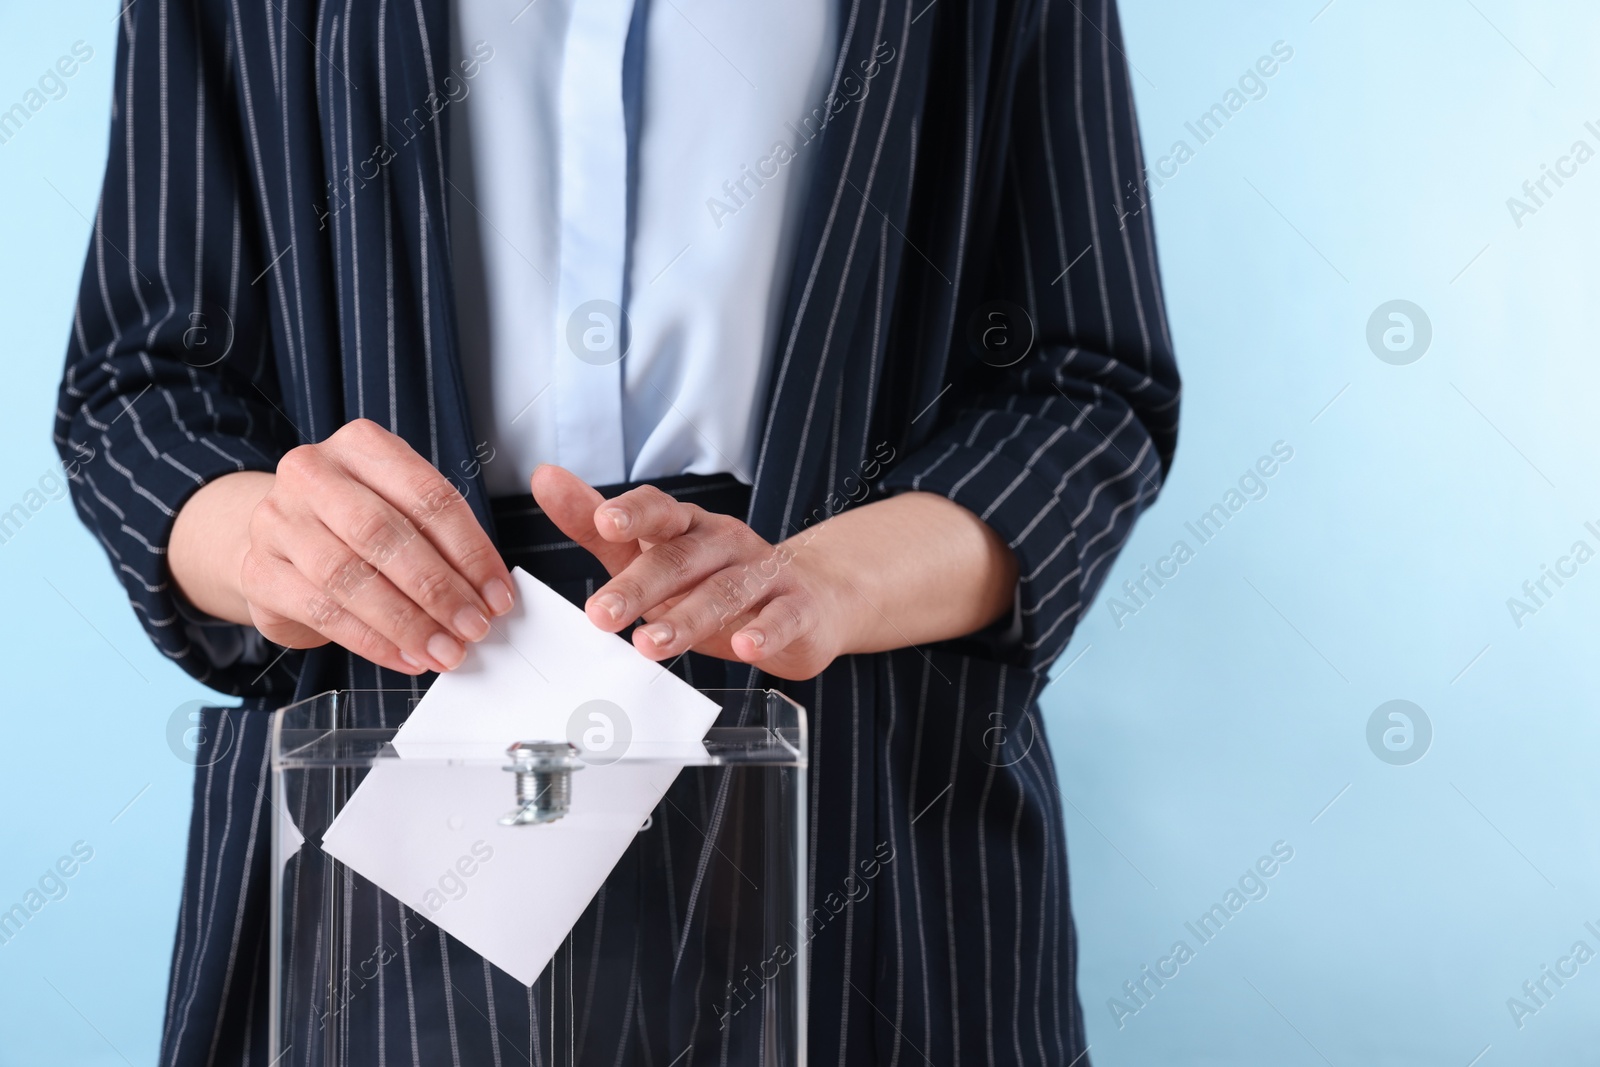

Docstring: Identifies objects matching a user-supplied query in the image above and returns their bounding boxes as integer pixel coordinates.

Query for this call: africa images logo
[1365,700,1431,766]
[1365,300,1431,366]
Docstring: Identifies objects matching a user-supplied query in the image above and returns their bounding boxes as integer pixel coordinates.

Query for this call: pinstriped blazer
[55,0,1178,1062]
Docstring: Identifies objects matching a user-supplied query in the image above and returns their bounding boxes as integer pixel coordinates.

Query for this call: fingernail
[601,506,630,534]
[639,621,673,647]
[399,650,424,671]
[592,593,626,623]
[483,578,513,616]
[428,632,466,670]
[454,605,491,641]
[738,628,765,650]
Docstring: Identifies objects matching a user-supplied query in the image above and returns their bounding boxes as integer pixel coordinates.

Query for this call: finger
[729,594,818,663]
[321,419,515,615]
[630,563,778,658]
[586,530,746,633]
[271,517,467,672]
[243,552,427,676]
[530,464,638,576]
[242,595,327,651]
[292,459,493,644]
[245,613,324,652]
[593,483,699,544]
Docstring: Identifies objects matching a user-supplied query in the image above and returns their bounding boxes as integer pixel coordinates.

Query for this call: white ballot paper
[320,567,722,986]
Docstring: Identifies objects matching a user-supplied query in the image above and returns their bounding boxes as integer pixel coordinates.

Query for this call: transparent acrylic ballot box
[270,689,808,1067]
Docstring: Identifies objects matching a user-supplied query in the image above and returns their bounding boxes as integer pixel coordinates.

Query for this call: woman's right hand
[169,419,514,675]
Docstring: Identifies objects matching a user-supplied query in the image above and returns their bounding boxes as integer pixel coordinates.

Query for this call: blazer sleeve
[54,5,296,695]
[878,0,1181,672]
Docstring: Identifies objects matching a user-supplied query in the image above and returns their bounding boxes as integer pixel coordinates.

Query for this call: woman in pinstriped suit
[56,0,1178,1062]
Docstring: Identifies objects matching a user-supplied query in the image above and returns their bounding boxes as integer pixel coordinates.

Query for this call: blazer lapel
[746,0,936,543]
[318,0,492,529]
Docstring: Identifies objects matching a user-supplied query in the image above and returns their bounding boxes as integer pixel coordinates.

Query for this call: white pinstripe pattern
[380,0,398,432]
[1092,0,1152,365]
[166,711,249,1060]
[438,928,463,1066]
[1068,0,1116,350]
[202,735,272,1065]
[880,655,907,1067]
[833,658,863,1067]
[340,0,362,422]
[976,684,1001,1067]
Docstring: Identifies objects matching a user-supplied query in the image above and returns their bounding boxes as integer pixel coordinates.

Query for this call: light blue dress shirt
[450,0,836,494]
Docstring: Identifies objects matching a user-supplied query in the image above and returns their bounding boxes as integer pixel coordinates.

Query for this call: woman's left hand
[531,465,850,680]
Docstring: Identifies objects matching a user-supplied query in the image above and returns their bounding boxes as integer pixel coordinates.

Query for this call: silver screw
[499,741,584,826]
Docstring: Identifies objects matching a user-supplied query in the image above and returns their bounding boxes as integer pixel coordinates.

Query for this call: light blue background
[2,2,1597,1065]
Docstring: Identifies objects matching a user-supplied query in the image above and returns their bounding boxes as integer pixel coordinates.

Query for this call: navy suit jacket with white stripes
[56,0,1179,1063]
